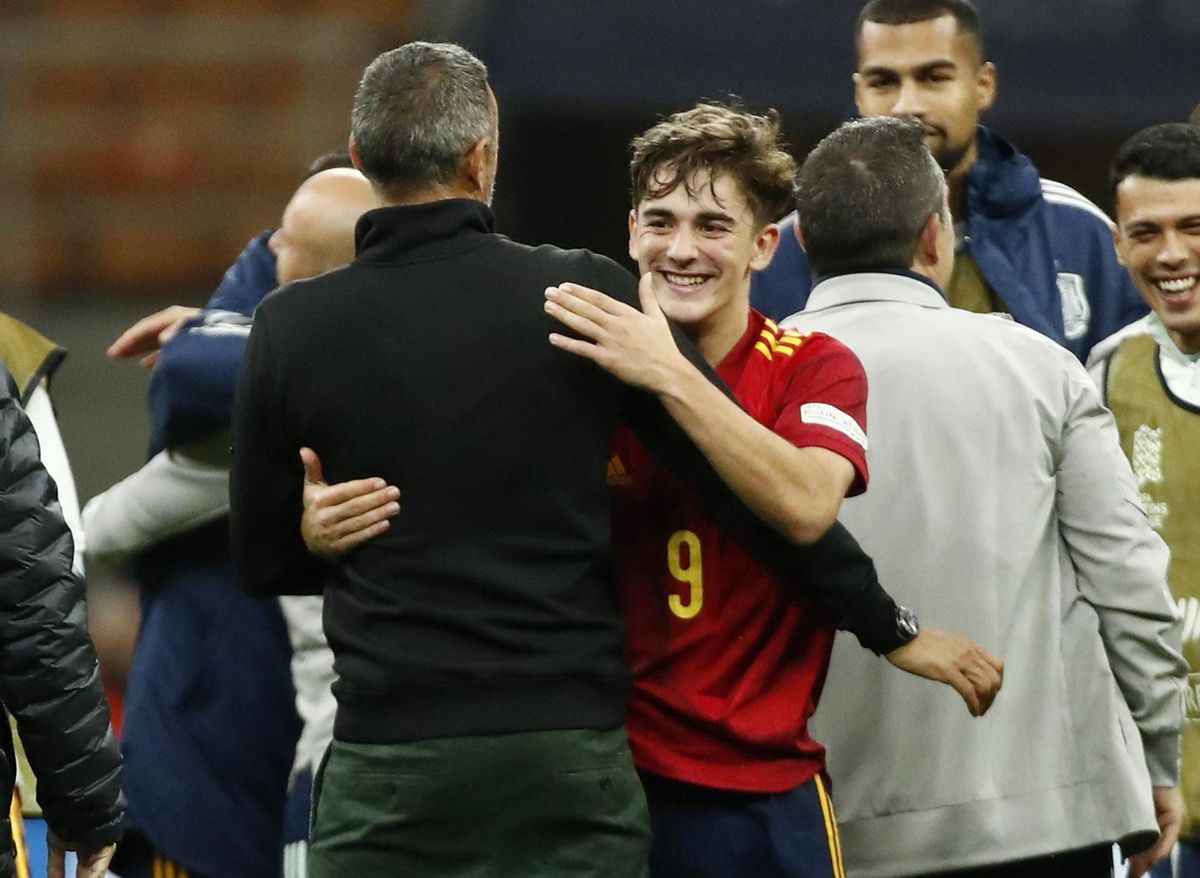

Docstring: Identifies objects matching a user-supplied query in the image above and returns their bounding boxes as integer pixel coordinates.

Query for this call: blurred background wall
[1,0,1196,504]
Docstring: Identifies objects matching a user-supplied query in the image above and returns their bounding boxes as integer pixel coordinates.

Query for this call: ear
[1111,222,1127,268]
[917,211,943,267]
[852,71,866,114]
[794,219,806,251]
[627,209,640,262]
[463,138,491,198]
[976,61,997,113]
[749,223,781,272]
[348,135,365,174]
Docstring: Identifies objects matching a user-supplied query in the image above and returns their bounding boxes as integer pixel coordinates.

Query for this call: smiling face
[629,167,779,363]
[1114,174,1200,354]
[854,14,994,181]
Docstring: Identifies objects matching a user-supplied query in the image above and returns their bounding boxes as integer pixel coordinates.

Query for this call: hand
[107,305,201,367]
[885,628,1004,717]
[47,831,116,878]
[545,272,689,393]
[1127,786,1183,877]
[300,447,400,561]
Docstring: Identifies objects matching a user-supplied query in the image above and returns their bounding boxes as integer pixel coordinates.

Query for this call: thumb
[299,447,326,485]
[638,272,662,317]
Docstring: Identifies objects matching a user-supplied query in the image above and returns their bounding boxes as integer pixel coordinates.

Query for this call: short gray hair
[795,116,946,277]
[351,42,493,194]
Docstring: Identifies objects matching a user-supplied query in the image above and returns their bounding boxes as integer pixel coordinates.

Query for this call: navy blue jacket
[125,230,299,878]
[752,127,1147,361]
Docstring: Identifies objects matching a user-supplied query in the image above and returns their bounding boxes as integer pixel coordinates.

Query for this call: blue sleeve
[206,230,278,316]
[147,314,253,455]
[145,234,278,454]
[750,213,815,321]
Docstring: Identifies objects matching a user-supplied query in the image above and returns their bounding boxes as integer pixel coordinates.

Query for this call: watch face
[896,605,920,640]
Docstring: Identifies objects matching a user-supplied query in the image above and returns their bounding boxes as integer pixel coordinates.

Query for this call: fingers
[300,447,326,485]
[107,305,200,359]
[637,272,662,317]
[946,666,983,717]
[46,833,65,878]
[312,483,400,525]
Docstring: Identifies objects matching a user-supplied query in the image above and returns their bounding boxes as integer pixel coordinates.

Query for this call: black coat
[0,372,124,872]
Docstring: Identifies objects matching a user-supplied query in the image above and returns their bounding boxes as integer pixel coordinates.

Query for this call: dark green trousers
[309,727,650,877]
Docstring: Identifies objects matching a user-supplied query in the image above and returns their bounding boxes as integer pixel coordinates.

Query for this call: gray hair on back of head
[351,41,493,195]
[795,116,946,277]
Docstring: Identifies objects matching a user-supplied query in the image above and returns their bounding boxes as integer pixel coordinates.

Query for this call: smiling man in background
[752,0,1146,362]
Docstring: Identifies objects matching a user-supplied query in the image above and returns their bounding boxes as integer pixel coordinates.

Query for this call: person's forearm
[83,447,230,562]
[656,360,851,544]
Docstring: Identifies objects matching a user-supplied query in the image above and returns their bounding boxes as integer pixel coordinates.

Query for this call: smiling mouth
[661,271,709,288]
[1155,275,1198,300]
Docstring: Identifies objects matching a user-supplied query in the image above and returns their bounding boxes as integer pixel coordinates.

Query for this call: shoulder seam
[1039,178,1113,225]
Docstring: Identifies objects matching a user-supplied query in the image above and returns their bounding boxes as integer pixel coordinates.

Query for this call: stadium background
[0,0,1195,664]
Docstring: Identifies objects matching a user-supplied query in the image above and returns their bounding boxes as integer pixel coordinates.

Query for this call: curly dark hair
[629,102,796,227]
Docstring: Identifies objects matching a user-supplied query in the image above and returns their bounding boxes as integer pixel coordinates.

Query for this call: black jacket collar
[354,199,495,265]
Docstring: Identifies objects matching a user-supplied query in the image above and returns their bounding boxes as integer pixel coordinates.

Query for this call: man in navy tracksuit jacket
[752,0,1146,362]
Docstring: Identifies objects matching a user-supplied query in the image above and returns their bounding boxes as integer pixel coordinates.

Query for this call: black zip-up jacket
[230,200,903,745]
[0,373,124,872]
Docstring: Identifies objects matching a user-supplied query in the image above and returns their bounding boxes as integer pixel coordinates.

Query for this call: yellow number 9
[667,530,703,620]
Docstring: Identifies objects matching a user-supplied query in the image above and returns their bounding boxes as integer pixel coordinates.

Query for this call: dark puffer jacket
[0,372,124,873]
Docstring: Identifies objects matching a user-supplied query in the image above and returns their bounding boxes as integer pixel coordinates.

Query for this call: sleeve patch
[800,403,867,450]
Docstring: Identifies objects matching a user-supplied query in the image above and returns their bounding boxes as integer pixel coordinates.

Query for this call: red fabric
[613,311,868,793]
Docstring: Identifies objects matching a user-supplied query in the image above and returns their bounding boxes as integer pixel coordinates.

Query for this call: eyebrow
[639,207,737,224]
[860,59,958,78]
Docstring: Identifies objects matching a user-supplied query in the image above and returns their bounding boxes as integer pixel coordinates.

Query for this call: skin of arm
[545,274,853,544]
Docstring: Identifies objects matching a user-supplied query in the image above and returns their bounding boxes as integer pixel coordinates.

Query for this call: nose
[890,80,925,118]
[1158,229,1189,267]
[666,227,699,263]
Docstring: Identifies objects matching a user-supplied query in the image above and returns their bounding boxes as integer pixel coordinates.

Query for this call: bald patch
[281,169,377,275]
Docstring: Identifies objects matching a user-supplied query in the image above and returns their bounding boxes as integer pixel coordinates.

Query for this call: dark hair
[630,102,796,227]
[1110,123,1200,207]
[305,149,354,178]
[795,116,946,276]
[856,0,985,61]
[351,42,492,196]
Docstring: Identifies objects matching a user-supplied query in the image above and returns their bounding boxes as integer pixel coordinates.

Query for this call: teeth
[1158,277,1197,294]
[664,272,707,287]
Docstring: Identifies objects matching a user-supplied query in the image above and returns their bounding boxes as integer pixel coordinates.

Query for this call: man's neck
[688,308,750,368]
[376,182,482,208]
[1169,327,1200,357]
[945,140,980,222]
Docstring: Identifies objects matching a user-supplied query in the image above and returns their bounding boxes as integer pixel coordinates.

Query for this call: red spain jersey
[611,311,869,793]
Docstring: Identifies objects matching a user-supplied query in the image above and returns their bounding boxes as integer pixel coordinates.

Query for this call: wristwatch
[894,605,920,645]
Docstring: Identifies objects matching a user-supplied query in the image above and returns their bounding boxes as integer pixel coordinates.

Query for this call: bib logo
[1057,273,1090,341]
[1131,424,1169,529]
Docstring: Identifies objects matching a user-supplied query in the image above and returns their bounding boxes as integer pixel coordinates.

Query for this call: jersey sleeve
[773,332,870,495]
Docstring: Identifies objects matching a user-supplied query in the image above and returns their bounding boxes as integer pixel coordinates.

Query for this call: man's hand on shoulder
[544,273,690,394]
[300,447,400,560]
[886,629,1004,717]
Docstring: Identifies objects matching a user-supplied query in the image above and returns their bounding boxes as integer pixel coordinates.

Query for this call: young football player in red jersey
[546,102,880,878]
[297,102,1002,878]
